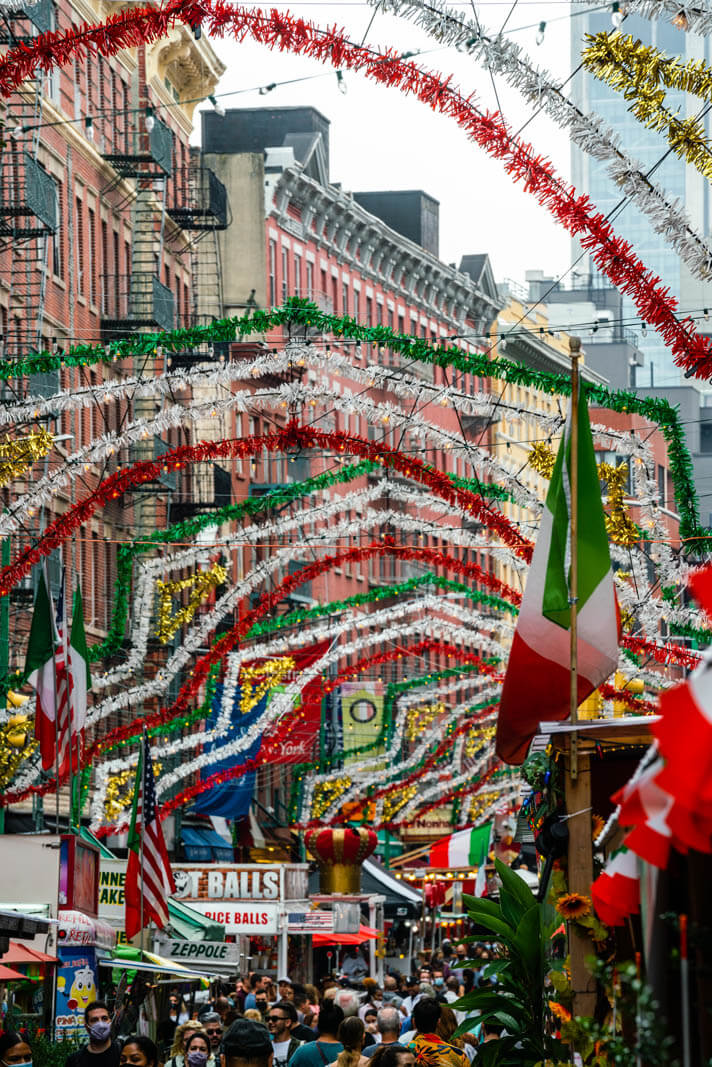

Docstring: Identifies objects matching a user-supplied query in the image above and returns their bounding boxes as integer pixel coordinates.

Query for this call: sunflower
[555,892,592,920]
[549,1002,571,1024]
[592,813,605,840]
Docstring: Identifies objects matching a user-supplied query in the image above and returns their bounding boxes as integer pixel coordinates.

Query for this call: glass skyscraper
[570,10,712,387]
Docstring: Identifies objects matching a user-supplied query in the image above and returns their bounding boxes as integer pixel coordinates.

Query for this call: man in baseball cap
[222,1018,273,1067]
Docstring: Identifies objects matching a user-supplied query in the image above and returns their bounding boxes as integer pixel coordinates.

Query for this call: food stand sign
[185,902,279,934]
[55,947,99,1038]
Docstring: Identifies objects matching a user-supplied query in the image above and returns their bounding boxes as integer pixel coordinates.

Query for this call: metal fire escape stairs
[0,0,57,362]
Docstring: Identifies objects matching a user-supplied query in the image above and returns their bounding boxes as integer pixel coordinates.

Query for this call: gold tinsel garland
[582,32,712,181]
[405,702,445,742]
[311,777,352,819]
[239,656,296,716]
[0,429,53,488]
[105,760,161,821]
[0,694,36,790]
[382,784,418,820]
[527,445,640,547]
[155,562,227,643]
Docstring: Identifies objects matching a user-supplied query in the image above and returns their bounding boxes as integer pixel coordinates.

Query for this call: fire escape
[100,112,176,336]
[0,0,58,361]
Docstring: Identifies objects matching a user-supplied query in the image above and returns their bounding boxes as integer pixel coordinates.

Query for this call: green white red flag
[429,823,492,870]
[496,386,619,764]
[24,572,57,772]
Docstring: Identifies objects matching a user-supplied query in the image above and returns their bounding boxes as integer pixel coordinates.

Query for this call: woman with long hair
[336,1017,365,1067]
[165,1022,203,1067]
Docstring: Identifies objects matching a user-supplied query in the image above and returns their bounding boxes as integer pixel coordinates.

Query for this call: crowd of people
[0,945,502,1067]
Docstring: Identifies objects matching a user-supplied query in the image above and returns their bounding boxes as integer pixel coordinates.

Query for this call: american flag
[124,731,175,940]
[54,572,72,781]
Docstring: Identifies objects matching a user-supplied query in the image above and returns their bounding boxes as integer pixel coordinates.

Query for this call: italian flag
[24,572,57,772]
[591,848,639,927]
[429,823,492,870]
[69,584,91,737]
[495,385,619,765]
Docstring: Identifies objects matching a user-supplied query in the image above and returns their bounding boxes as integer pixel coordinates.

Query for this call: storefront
[170,862,310,978]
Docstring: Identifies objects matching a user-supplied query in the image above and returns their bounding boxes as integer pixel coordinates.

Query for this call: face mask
[89,1022,112,1043]
[187,1052,208,1067]
[3,1061,31,1067]
[434,979,444,988]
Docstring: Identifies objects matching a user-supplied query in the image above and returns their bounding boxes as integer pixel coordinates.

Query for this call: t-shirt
[363,1042,406,1058]
[341,954,368,979]
[292,1024,317,1043]
[289,1041,343,1067]
[410,1034,470,1067]
[66,1043,121,1067]
[273,1040,293,1067]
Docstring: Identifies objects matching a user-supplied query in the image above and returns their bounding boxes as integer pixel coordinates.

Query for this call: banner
[193,641,330,818]
[55,946,99,1038]
[340,682,384,766]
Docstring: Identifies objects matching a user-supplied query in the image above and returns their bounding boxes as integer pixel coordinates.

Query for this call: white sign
[171,866,281,901]
[98,859,127,922]
[188,902,279,934]
[161,940,240,964]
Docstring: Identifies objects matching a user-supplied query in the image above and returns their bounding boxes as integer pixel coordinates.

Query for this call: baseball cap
[277,976,293,985]
[223,1019,272,1058]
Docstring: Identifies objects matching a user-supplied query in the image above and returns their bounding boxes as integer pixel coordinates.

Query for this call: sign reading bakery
[171,865,286,935]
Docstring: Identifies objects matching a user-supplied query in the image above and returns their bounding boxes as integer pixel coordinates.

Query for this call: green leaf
[463,894,508,919]
[512,905,544,982]
[495,858,537,923]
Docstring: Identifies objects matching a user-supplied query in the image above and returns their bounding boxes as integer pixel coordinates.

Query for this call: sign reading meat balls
[170,864,293,935]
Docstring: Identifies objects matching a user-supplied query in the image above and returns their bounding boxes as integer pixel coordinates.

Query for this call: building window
[332,275,339,313]
[52,182,64,278]
[342,281,349,316]
[353,288,360,323]
[366,296,373,326]
[294,252,302,297]
[281,247,289,302]
[306,260,314,299]
[75,195,84,296]
[269,240,277,306]
[88,207,96,305]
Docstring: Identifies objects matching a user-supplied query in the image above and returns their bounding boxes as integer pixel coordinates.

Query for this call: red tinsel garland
[4,551,515,811]
[321,642,499,695]
[623,633,701,670]
[0,422,530,596]
[0,5,709,376]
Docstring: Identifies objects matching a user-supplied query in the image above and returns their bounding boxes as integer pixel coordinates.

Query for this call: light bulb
[536,21,546,44]
[641,322,647,337]
[611,1,623,28]
[145,107,155,133]
[209,94,225,117]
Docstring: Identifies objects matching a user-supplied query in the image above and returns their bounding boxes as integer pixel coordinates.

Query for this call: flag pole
[139,728,145,955]
[569,336,581,781]
[43,560,60,835]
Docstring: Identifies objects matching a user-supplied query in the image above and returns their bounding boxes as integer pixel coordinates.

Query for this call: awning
[0,964,28,980]
[2,941,56,964]
[58,910,117,950]
[180,827,233,862]
[167,898,225,942]
[360,859,421,920]
[105,946,217,981]
[77,825,117,859]
[312,924,380,947]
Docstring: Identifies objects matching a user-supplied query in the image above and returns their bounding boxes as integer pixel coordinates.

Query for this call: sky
[194,1,580,287]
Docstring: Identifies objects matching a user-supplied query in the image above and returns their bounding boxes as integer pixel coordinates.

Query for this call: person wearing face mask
[183,1031,216,1067]
[66,1001,121,1067]
[0,1031,33,1067]
[119,1036,159,1067]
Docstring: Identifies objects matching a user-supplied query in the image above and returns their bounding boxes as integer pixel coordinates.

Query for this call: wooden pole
[569,336,581,780]
[564,338,596,1017]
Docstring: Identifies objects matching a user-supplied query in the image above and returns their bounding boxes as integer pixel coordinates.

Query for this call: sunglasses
[205,1030,222,1036]
[268,1016,287,1023]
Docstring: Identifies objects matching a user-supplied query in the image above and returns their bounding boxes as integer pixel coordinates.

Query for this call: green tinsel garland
[2,297,706,551]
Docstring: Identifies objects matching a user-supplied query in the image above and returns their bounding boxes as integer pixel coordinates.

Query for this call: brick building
[0,0,225,823]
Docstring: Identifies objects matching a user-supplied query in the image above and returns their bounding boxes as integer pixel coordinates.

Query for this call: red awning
[0,964,28,980]
[2,941,57,964]
[312,925,380,946]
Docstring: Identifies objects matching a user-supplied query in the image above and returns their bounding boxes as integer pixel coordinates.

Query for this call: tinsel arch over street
[1,0,712,837]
